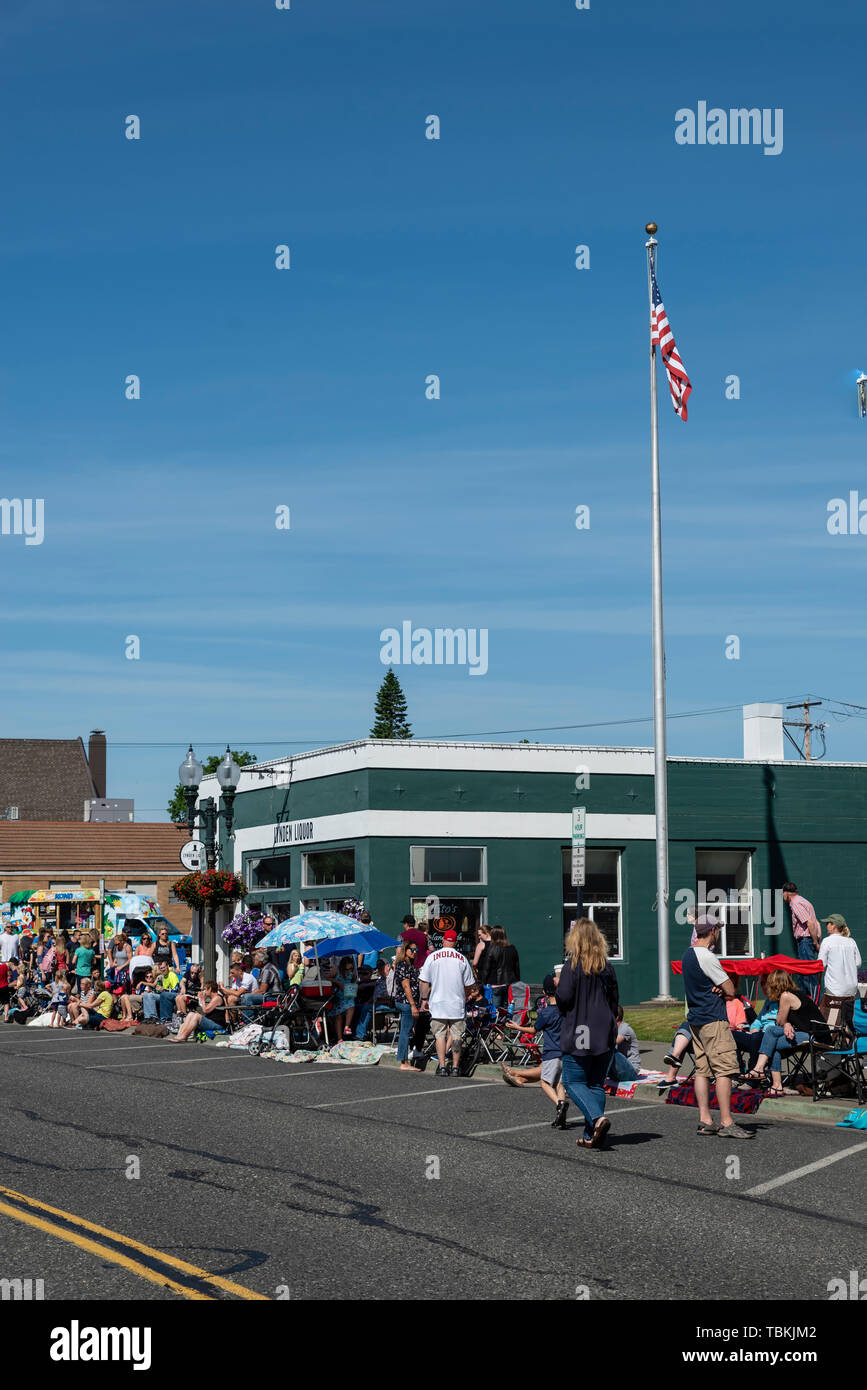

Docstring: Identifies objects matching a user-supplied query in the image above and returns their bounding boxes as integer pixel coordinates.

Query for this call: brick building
[0,822,193,936]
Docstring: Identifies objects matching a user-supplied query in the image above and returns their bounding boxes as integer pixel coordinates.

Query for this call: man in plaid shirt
[782,882,822,1002]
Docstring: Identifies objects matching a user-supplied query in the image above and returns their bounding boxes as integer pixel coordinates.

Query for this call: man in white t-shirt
[0,925,20,964]
[418,930,475,1077]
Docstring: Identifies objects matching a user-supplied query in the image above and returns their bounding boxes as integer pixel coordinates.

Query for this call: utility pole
[784,699,823,761]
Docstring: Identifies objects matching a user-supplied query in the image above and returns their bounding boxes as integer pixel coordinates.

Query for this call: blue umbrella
[303,928,399,960]
[256,910,359,949]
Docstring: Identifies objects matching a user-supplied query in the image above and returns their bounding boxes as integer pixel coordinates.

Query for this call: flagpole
[645,221,674,1002]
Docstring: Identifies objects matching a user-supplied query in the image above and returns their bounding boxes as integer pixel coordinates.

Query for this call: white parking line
[467,1101,660,1137]
[7,1042,183,1058]
[185,1066,347,1086]
[83,1054,229,1069]
[0,1032,70,1041]
[312,1082,497,1108]
[468,1120,559,1137]
[746,1141,867,1197]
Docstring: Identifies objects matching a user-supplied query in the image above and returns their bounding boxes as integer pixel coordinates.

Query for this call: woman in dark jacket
[477,925,521,1012]
[555,917,619,1150]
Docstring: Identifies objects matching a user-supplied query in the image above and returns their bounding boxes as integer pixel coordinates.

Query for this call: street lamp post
[178,745,241,979]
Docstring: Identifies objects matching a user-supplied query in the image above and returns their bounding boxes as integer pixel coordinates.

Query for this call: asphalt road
[0,1027,865,1303]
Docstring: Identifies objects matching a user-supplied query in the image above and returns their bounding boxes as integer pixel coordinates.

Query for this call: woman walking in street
[555,918,619,1150]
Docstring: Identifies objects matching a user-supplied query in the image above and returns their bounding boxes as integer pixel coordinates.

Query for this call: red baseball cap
[443,929,458,942]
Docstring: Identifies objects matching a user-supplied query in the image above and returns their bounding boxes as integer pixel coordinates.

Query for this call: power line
[88,697,802,749]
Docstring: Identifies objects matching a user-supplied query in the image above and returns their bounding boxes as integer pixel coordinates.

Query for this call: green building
[203,705,865,1002]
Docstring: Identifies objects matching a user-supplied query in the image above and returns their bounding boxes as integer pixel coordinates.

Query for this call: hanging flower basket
[342,898,365,921]
[171,870,247,911]
[222,908,267,953]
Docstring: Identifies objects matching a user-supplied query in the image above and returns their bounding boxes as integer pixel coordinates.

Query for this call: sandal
[589,1117,611,1149]
[576,1137,593,1148]
[767,1087,786,1097]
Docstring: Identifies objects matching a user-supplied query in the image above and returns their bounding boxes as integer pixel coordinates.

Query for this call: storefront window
[302,849,355,887]
[410,846,486,884]
[250,855,292,889]
[410,896,486,949]
[561,848,622,959]
[695,849,753,956]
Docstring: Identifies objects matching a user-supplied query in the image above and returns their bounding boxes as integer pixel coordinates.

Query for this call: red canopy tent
[671,955,822,1002]
[670,955,822,977]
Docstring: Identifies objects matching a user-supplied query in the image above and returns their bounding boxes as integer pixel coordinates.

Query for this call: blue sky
[1,0,866,817]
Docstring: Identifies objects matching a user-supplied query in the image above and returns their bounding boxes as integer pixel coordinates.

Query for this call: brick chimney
[88,729,107,798]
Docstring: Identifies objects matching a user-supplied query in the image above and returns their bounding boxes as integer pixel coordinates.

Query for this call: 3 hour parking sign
[571,807,586,887]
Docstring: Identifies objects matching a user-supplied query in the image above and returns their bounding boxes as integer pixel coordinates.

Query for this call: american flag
[651,266,692,421]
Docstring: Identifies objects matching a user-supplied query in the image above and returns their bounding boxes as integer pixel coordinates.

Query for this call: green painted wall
[214,753,867,1005]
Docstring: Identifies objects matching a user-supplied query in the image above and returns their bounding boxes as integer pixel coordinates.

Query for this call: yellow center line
[0,1185,269,1301]
[0,1201,212,1301]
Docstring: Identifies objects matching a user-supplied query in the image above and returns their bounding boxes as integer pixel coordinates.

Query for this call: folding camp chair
[809,998,867,1103]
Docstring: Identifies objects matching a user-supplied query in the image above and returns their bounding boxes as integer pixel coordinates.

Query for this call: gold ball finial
[645,222,658,235]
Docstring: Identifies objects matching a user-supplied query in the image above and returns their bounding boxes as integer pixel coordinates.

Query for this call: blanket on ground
[664,1079,763,1114]
[254,1041,390,1065]
[602,1067,670,1100]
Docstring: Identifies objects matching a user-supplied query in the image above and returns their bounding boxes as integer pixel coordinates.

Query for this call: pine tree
[370,668,412,739]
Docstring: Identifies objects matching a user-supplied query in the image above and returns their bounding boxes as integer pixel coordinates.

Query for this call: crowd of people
[1,890,862,1151]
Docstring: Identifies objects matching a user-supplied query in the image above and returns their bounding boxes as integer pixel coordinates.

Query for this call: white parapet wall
[743,703,784,761]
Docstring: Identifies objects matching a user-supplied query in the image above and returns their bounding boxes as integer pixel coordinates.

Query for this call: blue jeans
[395,998,417,1061]
[143,992,176,1022]
[607,1051,639,1083]
[561,1052,611,1140]
[157,991,177,1022]
[197,1012,224,1035]
[355,1001,393,1041]
[796,938,819,1002]
[759,1022,809,1073]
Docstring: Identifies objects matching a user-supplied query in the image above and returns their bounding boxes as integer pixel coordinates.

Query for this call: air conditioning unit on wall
[5,806,19,820]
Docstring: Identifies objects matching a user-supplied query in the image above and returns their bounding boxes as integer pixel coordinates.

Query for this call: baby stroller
[8,978,50,1025]
[247,988,302,1055]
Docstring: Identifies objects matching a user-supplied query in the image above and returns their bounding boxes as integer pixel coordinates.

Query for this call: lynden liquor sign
[272,820,316,849]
